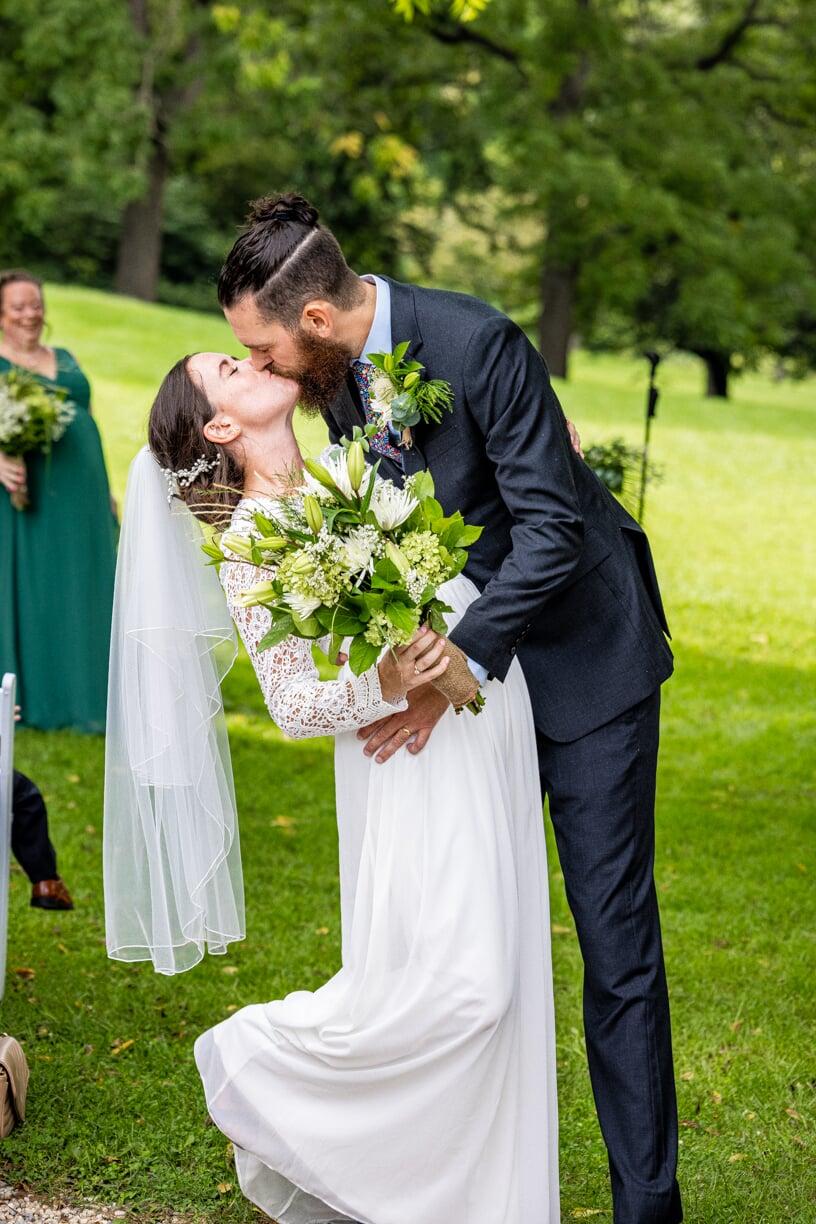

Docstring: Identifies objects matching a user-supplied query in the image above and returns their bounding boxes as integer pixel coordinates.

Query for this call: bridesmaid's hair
[0,268,43,313]
[217,192,364,326]
[148,356,244,527]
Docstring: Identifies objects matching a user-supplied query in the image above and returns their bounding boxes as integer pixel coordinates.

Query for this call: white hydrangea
[369,479,418,530]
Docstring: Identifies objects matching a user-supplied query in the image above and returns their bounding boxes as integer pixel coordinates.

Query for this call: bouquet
[0,368,76,510]
[206,433,486,714]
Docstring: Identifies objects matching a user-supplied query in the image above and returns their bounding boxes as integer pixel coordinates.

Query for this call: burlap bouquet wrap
[431,640,480,711]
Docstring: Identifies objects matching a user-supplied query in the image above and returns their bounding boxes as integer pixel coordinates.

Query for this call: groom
[218,193,682,1224]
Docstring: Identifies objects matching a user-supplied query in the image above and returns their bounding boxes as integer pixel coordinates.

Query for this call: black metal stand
[637,352,661,524]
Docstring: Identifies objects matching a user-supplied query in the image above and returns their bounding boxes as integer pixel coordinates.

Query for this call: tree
[405,0,816,394]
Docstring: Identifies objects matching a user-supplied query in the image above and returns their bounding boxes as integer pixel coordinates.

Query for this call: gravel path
[0,1185,192,1224]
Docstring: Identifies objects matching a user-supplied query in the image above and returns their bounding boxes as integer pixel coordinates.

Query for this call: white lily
[370,480,418,531]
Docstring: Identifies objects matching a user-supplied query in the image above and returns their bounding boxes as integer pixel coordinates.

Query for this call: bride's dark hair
[148,356,244,527]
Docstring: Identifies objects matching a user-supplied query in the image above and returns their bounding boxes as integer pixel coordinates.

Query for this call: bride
[104,352,559,1224]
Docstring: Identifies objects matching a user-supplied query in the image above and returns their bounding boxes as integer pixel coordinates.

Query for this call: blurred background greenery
[2,0,816,396]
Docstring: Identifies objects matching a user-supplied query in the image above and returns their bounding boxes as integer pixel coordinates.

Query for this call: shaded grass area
[1,287,814,1221]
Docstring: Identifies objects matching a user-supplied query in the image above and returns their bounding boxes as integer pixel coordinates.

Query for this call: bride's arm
[221,558,410,739]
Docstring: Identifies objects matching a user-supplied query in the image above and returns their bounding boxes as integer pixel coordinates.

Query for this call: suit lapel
[383,277,427,473]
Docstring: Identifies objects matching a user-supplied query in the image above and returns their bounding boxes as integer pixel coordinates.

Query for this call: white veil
[104,446,245,975]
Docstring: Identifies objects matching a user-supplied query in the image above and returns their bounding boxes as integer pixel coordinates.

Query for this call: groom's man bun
[218,191,362,327]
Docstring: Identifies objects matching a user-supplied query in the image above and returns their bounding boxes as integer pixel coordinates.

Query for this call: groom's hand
[358,686,451,763]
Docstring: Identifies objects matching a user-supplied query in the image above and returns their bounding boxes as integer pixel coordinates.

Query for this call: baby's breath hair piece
[162,454,220,504]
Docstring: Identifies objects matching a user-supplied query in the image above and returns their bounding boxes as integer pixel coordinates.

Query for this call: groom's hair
[218,193,363,327]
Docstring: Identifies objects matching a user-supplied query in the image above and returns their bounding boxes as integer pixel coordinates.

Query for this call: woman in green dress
[0,270,117,732]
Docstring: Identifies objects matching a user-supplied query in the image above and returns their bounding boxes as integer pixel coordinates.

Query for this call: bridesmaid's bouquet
[0,369,76,510]
[207,434,486,713]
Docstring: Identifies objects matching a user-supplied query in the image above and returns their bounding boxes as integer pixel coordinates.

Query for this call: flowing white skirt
[194,576,559,1224]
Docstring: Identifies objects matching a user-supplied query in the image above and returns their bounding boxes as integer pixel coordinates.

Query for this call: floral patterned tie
[351,360,403,465]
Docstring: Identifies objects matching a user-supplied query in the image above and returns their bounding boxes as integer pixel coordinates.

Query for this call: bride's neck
[240,413,303,499]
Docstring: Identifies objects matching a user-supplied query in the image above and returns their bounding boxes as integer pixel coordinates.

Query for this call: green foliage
[392,0,492,21]
[583,436,659,517]
[216,445,482,704]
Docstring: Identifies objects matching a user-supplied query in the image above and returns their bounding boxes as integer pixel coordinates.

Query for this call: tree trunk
[114,138,167,301]
[539,263,577,379]
[699,350,731,398]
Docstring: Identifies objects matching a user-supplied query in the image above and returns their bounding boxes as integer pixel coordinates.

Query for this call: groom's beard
[268,329,354,417]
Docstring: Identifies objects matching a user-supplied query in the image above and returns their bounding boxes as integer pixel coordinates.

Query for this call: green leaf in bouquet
[291,613,322,638]
[328,632,344,665]
[421,497,444,525]
[424,600,453,635]
[371,556,402,590]
[458,523,484,546]
[448,548,468,577]
[347,593,375,621]
[393,340,411,362]
[385,599,419,634]
[316,605,366,637]
[407,470,435,502]
[360,460,380,516]
[257,610,296,651]
[348,635,381,676]
[201,540,225,565]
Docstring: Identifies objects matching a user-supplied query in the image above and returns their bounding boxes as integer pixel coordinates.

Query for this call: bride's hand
[377,626,450,705]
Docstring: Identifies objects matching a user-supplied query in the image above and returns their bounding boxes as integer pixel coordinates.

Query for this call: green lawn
[1,285,814,1222]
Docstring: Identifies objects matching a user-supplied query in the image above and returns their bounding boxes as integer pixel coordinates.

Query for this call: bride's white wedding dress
[193,495,559,1224]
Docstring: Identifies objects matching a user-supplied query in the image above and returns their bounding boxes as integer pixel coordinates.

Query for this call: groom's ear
[203,417,240,445]
[300,299,336,337]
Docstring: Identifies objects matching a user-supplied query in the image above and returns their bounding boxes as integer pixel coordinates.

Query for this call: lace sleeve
[220,558,408,739]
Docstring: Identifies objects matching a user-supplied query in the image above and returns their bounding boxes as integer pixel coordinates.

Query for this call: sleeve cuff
[466,656,489,686]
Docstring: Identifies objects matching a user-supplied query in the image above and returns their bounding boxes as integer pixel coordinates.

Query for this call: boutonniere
[367,340,454,448]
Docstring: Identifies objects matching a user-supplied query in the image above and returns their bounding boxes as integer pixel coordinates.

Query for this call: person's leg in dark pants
[11,771,73,909]
[537,689,682,1224]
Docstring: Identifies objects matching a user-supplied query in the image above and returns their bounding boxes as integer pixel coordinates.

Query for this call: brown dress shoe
[30,879,74,910]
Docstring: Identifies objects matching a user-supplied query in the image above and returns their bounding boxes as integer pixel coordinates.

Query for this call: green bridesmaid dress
[0,348,117,732]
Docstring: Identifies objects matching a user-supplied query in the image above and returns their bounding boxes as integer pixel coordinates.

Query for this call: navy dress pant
[537,689,683,1224]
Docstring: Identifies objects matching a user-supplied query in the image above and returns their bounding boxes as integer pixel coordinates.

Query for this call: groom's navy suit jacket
[324,277,674,742]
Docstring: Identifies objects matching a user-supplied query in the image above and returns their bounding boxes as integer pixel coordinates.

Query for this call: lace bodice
[220,496,408,739]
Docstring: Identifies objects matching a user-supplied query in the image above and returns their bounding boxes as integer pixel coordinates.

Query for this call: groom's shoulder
[397,278,504,329]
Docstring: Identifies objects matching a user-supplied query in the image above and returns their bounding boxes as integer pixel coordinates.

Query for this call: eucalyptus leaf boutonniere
[367,340,454,448]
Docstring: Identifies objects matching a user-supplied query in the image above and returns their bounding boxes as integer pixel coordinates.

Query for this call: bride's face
[188,352,300,430]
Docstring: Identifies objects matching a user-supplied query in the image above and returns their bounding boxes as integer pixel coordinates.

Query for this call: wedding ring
[400,726,412,738]
[414,663,422,675]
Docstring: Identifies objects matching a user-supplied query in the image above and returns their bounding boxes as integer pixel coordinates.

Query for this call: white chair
[0,674,16,1001]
